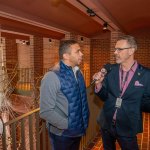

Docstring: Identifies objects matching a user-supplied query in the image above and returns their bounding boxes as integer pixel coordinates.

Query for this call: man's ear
[63,53,69,60]
[129,48,135,55]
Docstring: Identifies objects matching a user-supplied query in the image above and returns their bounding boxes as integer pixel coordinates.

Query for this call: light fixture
[26,41,30,45]
[103,22,108,30]
[49,38,52,43]
[87,8,96,17]
[22,40,26,45]
[80,37,84,42]
[77,0,115,31]
[16,39,30,45]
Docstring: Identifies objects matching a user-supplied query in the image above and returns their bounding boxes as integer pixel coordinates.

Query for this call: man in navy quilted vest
[93,35,150,150]
[40,40,89,150]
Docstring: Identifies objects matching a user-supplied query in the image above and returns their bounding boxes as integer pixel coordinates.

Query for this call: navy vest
[54,61,89,136]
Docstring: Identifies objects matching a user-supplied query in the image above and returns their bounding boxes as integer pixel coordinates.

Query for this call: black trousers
[49,132,81,150]
[100,125,139,150]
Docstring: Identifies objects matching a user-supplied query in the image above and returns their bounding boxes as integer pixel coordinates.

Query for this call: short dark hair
[59,40,78,59]
[117,35,137,50]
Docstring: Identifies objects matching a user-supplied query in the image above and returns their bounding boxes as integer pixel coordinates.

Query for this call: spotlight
[87,8,96,17]
[103,22,108,30]
[22,40,26,44]
[49,38,52,43]
[26,41,30,45]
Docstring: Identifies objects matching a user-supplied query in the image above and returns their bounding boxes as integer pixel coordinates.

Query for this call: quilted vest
[54,61,89,136]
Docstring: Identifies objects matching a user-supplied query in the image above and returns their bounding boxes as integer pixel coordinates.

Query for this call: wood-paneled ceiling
[0,0,150,39]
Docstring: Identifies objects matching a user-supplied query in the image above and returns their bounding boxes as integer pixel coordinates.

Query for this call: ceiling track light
[87,8,96,17]
[76,0,115,31]
[103,22,108,30]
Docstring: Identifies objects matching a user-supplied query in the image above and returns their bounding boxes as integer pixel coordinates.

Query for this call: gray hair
[117,35,137,50]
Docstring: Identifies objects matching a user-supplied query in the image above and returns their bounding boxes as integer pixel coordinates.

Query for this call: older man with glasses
[93,35,150,150]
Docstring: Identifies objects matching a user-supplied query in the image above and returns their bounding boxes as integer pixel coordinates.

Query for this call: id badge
[115,98,122,108]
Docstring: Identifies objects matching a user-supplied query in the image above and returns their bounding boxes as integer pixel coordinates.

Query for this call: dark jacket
[96,64,150,137]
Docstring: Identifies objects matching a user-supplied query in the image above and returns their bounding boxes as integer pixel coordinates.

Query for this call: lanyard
[120,70,129,93]
[119,62,135,96]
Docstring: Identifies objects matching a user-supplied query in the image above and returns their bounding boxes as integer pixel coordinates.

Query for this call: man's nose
[114,49,118,54]
[80,51,83,56]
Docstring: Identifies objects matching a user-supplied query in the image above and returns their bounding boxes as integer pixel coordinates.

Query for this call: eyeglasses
[114,47,132,51]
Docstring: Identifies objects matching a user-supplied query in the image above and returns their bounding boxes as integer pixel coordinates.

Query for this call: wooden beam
[0,16,65,39]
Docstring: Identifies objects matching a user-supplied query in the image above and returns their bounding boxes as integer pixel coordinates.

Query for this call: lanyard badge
[115,97,122,108]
